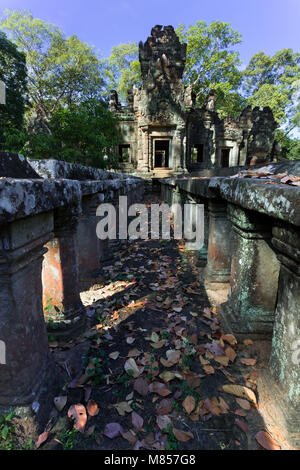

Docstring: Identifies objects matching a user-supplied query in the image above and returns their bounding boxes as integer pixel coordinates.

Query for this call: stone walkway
[7,195,292,451]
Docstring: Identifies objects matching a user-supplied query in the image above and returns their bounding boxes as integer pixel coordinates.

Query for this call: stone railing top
[160,174,300,226]
[28,158,134,181]
[79,177,144,196]
[215,177,300,227]
[0,178,81,225]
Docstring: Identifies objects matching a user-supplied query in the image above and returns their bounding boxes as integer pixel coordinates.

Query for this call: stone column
[197,199,209,266]
[219,203,280,338]
[258,222,300,446]
[205,199,231,282]
[42,206,86,340]
[0,213,52,405]
[77,193,105,281]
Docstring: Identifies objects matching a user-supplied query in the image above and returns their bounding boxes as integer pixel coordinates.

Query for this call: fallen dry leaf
[36,431,49,449]
[53,396,67,412]
[109,351,120,360]
[124,358,143,378]
[236,398,251,410]
[131,411,144,430]
[159,371,175,382]
[67,404,87,433]
[121,429,137,445]
[103,422,124,439]
[235,418,248,434]
[133,377,149,397]
[221,384,257,404]
[225,346,237,362]
[113,401,132,416]
[240,358,257,366]
[156,399,173,415]
[255,431,281,450]
[182,395,196,415]
[214,355,230,366]
[203,364,215,375]
[156,415,172,431]
[173,428,194,442]
[87,399,99,416]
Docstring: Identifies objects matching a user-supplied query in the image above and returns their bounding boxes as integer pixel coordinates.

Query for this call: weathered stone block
[205,200,231,282]
[0,213,53,405]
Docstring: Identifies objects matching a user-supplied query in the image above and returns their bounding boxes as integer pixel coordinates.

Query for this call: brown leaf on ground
[182,395,196,415]
[221,384,257,404]
[222,334,238,346]
[149,381,172,396]
[133,377,149,397]
[131,411,144,430]
[87,399,99,416]
[240,358,257,366]
[203,364,215,375]
[214,355,230,366]
[204,398,221,415]
[157,399,173,415]
[156,415,172,430]
[255,431,281,450]
[53,396,67,412]
[67,404,87,433]
[225,346,237,362]
[103,422,124,439]
[113,401,132,416]
[121,429,137,445]
[173,428,194,442]
[36,431,49,449]
[236,398,251,410]
[235,418,248,434]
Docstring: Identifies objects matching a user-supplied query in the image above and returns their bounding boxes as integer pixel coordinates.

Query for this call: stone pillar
[198,199,209,265]
[205,200,231,282]
[0,213,52,405]
[42,206,86,340]
[77,193,105,281]
[219,203,280,338]
[258,222,300,446]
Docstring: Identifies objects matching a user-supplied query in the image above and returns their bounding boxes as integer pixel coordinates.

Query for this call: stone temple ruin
[110,25,279,177]
[0,28,299,450]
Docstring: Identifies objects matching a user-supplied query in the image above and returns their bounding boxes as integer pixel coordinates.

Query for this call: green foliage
[6,101,121,168]
[105,42,141,102]
[176,21,243,116]
[243,49,300,129]
[0,411,15,450]
[0,31,27,148]
[1,9,106,120]
[275,129,300,160]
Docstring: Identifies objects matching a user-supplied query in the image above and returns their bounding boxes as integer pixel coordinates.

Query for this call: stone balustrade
[160,162,300,446]
[0,153,144,407]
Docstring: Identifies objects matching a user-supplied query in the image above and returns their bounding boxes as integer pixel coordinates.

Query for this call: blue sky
[0,0,299,66]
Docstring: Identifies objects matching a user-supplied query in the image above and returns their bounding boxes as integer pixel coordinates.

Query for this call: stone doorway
[221,148,231,167]
[154,140,170,168]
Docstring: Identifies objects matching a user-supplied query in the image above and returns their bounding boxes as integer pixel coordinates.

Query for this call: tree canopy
[1,9,106,122]
[243,49,300,133]
[0,11,299,163]
[176,21,244,117]
[105,42,141,103]
[0,30,27,145]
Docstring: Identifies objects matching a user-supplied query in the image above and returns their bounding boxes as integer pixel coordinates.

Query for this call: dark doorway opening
[221,148,230,167]
[191,144,204,163]
[154,140,169,168]
[119,144,130,162]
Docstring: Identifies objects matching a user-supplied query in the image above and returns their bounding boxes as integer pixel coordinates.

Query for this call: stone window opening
[119,144,131,163]
[191,144,204,164]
